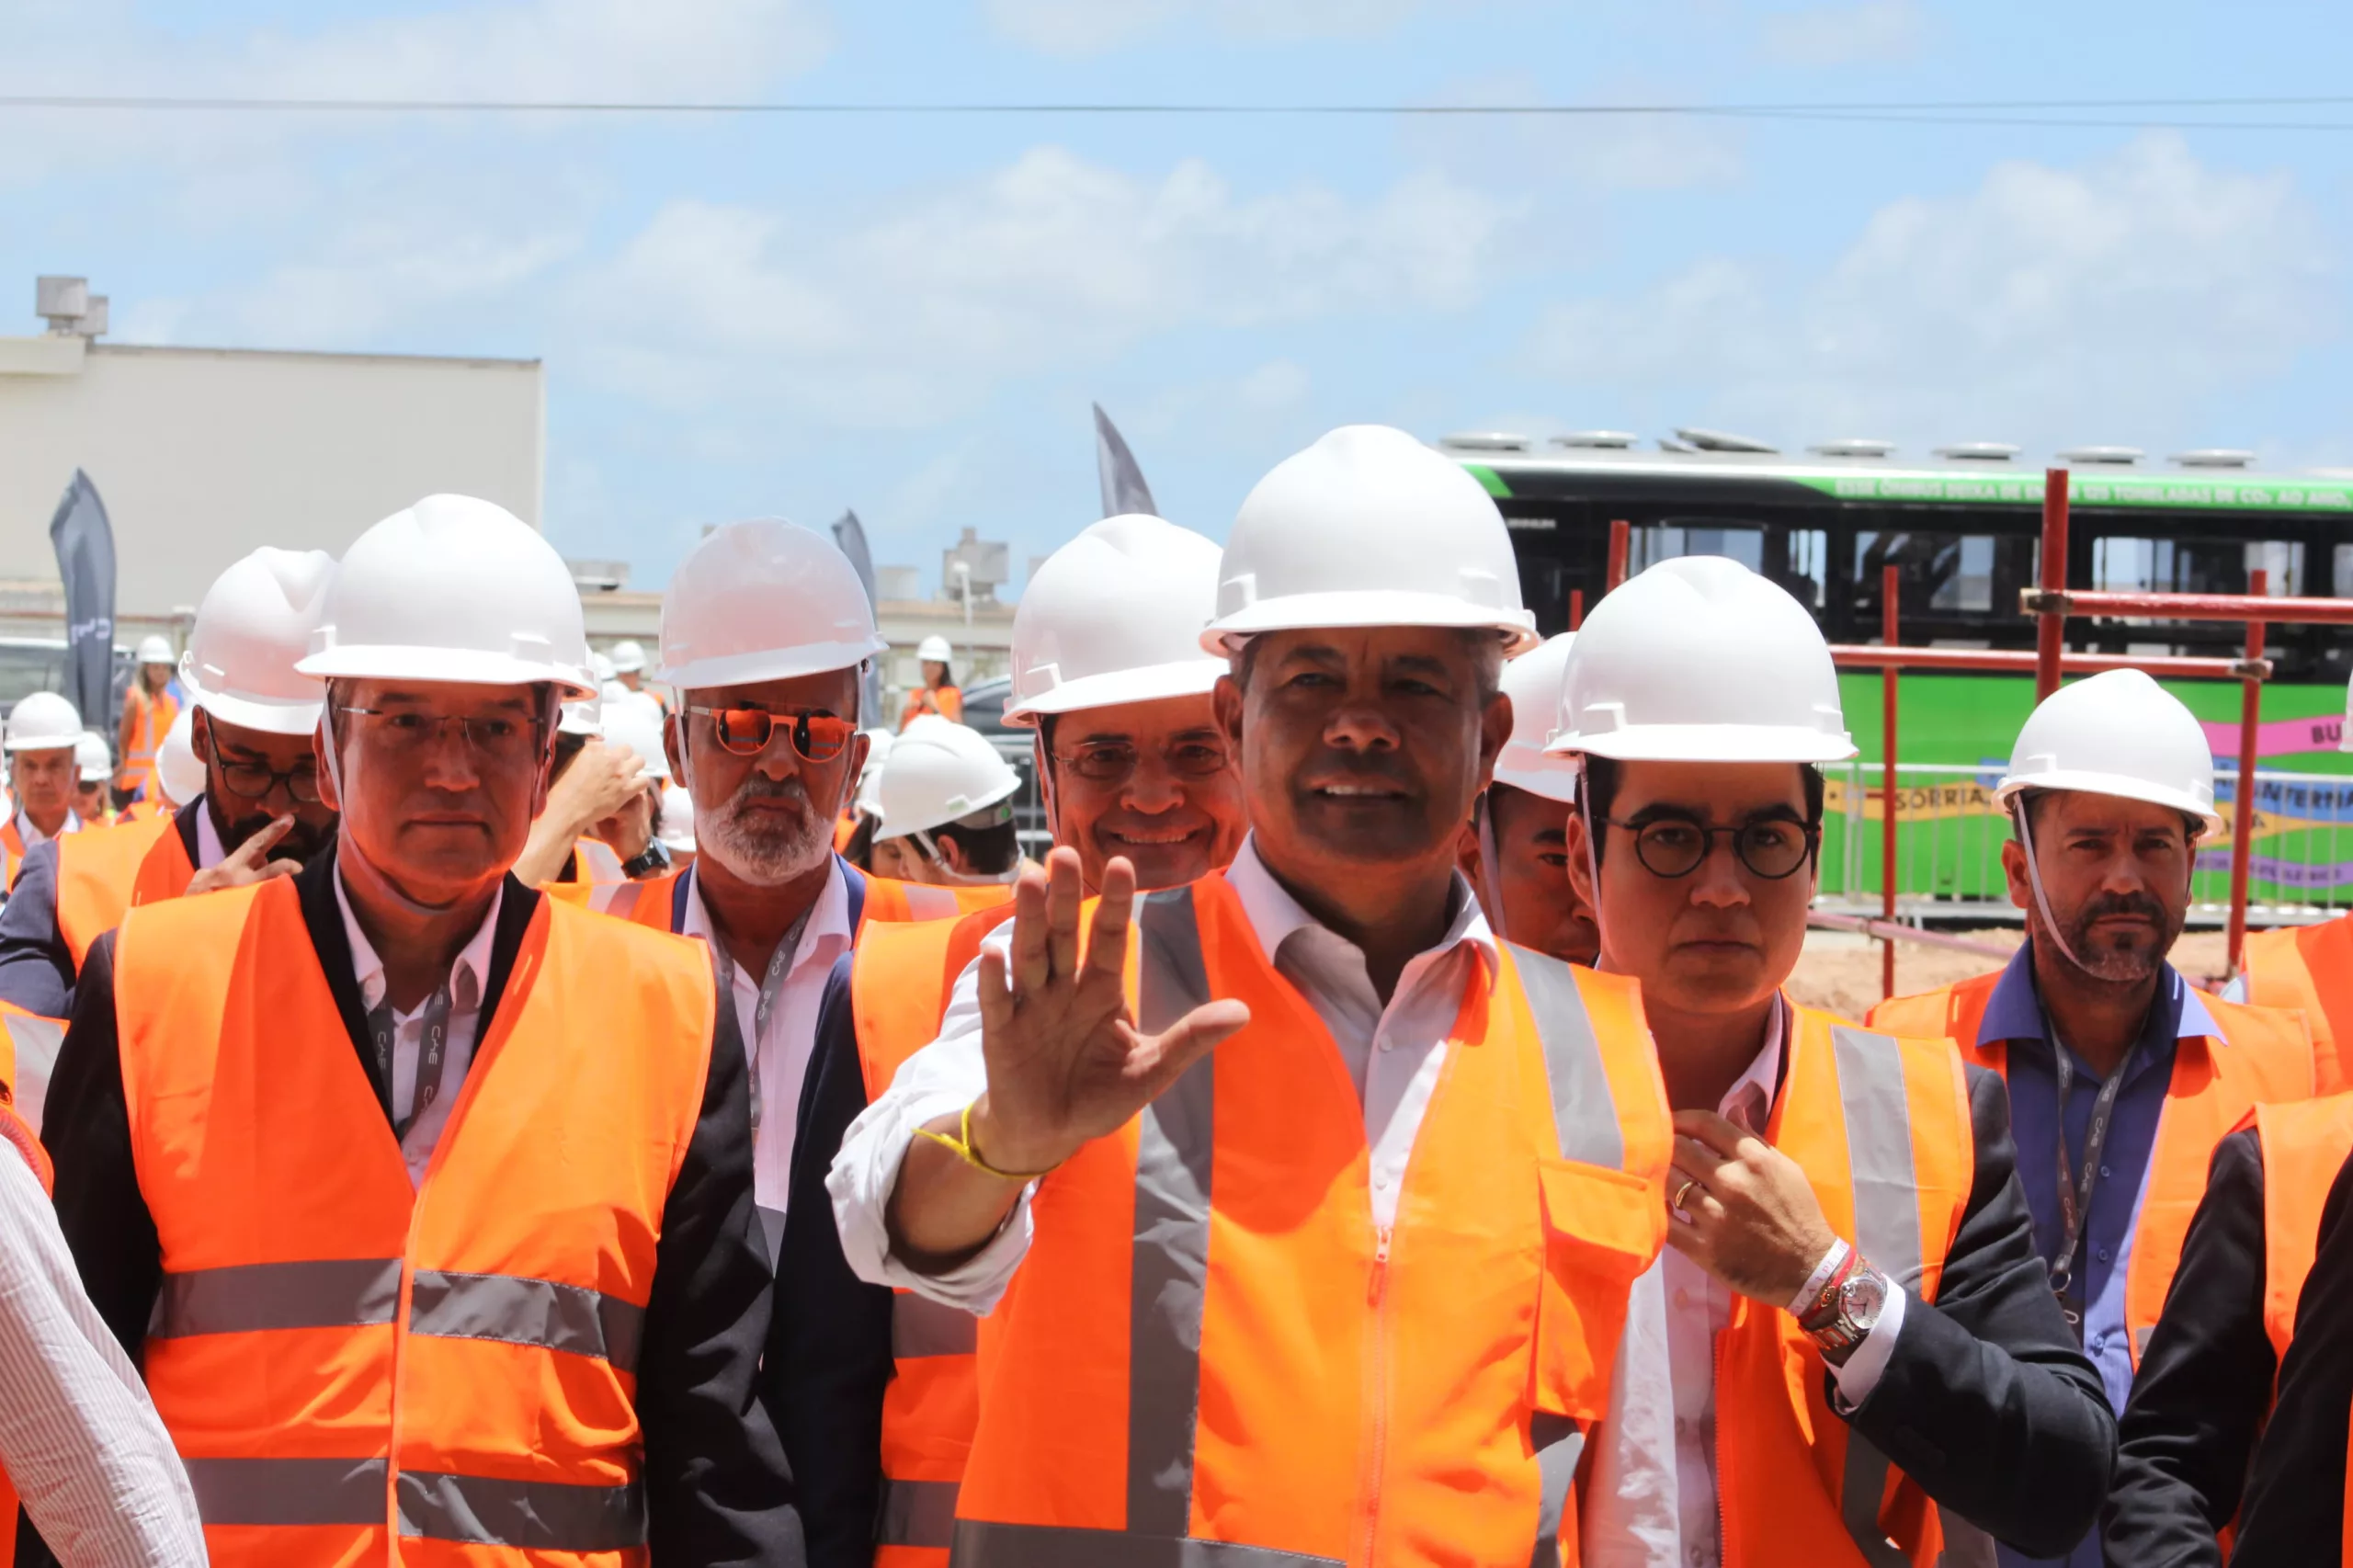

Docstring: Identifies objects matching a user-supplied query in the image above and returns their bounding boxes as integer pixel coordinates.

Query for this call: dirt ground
[1789,926,2237,1022]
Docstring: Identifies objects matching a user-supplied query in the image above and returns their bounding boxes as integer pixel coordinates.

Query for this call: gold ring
[1671,1177,1699,1212]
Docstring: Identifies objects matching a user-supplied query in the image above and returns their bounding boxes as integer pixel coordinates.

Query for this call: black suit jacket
[22,846,804,1565]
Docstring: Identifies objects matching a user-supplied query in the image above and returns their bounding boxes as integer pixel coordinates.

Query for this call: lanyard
[2041,1006,2133,1329]
[370,983,456,1142]
[712,902,815,1134]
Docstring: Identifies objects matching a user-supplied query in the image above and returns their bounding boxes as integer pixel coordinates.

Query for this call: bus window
[1853,531,2003,618]
[2096,537,2303,597]
[1632,520,1764,575]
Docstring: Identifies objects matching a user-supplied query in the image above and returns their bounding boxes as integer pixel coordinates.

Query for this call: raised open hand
[968,846,1248,1176]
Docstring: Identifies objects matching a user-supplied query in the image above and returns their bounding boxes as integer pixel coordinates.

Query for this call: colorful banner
[2196,852,2353,889]
[2200,712,2345,759]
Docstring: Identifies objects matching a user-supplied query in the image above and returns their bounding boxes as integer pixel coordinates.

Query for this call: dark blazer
[1837,1063,2117,1557]
[0,803,205,1020]
[22,846,804,1566]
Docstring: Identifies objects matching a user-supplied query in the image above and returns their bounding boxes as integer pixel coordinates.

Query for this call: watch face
[1838,1268,1888,1330]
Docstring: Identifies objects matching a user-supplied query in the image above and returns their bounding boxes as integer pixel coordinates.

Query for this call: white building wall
[0,338,542,618]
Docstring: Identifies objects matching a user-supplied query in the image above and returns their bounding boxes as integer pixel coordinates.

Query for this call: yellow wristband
[913,1102,1061,1184]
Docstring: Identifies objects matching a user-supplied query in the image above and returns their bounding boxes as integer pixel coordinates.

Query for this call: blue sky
[6,0,2351,593]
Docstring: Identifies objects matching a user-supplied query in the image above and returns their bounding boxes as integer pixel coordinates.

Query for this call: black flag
[1093,403,1159,519]
[831,508,886,729]
[48,469,116,735]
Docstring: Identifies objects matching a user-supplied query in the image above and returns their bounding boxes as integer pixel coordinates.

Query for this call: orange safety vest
[0,815,76,891]
[114,877,719,1564]
[0,1003,67,1135]
[2241,919,2353,1093]
[53,812,195,971]
[2255,1093,2353,1362]
[120,685,181,802]
[1710,1002,1982,1566]
[851,904,1017,1567]
[951,874,1672,1567]
[1871,969,2315,1368]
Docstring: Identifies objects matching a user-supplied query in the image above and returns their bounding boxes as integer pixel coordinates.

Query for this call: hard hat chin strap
[2012,802,2094,975]
[1575,757,1607,958]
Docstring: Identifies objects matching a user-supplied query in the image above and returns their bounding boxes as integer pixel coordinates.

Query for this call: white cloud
[1759,0,1928,66]
[1534,134,2335,445]
[983,0,1427,57]
[567,146,1522,426]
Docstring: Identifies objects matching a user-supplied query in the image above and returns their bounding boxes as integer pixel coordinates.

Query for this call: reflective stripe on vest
[953,879,1671,1567]
[115,881,712,1564]
[861,876,1013,926]
[54,812,189,971]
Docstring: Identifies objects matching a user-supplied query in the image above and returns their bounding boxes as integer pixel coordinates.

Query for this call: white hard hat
[180,547,337,736]
[1549,556,1856,765]
[6,692,82,754]
[916,635,954,665]
[296,494,594,698]
[1005,514,1225,726]
[559,695,603,738]
[599,698,671,781]
[1492,632,1579,802]
[658,519,886,691]
[657,782,695,853]
[608,639,647,675]
[1993,668,2223,835]
[855,729,892,819]
[1200,425,1539,655]
[74,730,110,784]
[590,650,617,685]
[155,706,203,808]
[875,715,1021,841]
[133,634,175,667]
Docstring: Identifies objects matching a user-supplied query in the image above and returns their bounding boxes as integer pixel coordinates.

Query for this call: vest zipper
[1712,1323,1733,1568]
[1356,1223,1395,1566]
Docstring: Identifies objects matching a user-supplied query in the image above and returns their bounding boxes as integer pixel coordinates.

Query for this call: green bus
[1449,430,2353,918]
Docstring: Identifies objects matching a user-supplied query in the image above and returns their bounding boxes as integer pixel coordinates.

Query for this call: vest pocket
[1531,1156,1665,1421]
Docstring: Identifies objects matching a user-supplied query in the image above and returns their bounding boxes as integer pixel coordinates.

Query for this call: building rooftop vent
[1552,430,1639,449]
[1810,438,1896,459]
[34,276,107,338]
[2171,449,2256,469]
[1934,442,2021,462]
[2058,446,2143,466]
[1675,426,1779,454]
[1438,431,1532,453]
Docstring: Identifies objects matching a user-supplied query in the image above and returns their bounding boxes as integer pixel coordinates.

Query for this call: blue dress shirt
[1978,938,2211,1568]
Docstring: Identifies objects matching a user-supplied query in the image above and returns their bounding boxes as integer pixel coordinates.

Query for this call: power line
[6,92,2353,131]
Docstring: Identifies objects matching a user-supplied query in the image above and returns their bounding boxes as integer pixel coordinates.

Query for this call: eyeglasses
[1603,815,1818,881]
[337,707,547,763]
[687,706,855,762]
[216,756,324,804]
[1051,736,1233,787]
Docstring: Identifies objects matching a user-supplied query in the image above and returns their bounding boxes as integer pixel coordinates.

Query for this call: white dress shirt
[16,807,77,850]
[680,858,856,1254]
[0,1133,207,1565]
[828,833,1495,1312]
[192,795,224,869]
[1585,996,1906,1568]
[335,876,502,1187]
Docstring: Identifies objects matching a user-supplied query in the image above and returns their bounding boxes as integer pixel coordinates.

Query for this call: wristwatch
[1802,1265,1889,1363]
[619,840,673,881]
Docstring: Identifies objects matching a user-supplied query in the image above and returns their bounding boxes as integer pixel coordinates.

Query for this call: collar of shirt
[679,852,855,1006]
[192,795,225,870]
[1221,832,1496,980]
[1722,993,1788,1131]
[16,808,77,849]
[333,870,502,1020]
[1977,939,2213,1080]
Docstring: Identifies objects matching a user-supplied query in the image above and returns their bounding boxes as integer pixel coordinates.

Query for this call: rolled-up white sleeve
[0,1142,208,1566]
[827,926,1038,1314]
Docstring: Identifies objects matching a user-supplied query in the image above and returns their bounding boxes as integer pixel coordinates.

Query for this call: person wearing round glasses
[0,548,343,1049]
[1552,554,2112,1566]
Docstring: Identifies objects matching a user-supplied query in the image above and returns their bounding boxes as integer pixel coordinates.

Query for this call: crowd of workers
[6,424,2353,1564]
